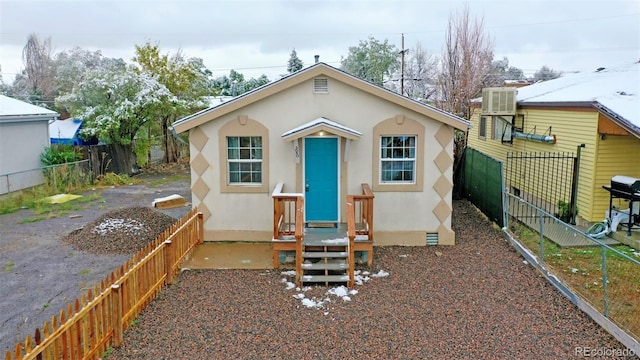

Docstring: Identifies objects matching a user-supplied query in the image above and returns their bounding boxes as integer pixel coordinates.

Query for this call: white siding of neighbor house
[193,77,453,245]
[0,119,51,194]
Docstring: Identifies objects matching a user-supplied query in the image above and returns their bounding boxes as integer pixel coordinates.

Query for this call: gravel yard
[0,167,191,354]
[107,200,634,360]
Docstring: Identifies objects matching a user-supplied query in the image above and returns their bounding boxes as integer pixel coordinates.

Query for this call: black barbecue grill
[602,175,640,235]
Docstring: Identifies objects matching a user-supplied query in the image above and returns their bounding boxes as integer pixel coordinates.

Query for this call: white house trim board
[281,117,362,141]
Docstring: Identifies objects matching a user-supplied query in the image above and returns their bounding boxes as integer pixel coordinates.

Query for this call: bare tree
[20,33,56,105]
[403,42,438,101]
[436,4,494,120]
[436,4,494,199]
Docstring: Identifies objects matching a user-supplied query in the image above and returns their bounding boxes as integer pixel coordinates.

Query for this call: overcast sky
[1,0,638,83]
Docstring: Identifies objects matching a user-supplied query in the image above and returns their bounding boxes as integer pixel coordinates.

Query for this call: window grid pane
[380,136,416,184]
[227,136,263,184]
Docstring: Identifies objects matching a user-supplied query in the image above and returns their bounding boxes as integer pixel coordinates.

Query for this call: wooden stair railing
[272,183,304,268]
[294,196,304,285]
[350,183,374,265]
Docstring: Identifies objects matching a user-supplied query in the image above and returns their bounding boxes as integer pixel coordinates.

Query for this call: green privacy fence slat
[462,147,504,227]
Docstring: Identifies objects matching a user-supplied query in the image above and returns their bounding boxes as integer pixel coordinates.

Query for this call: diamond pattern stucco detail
[434,149,453,173]
[191,152,209,176]
[197,203,212,222]
[191,127,209,152]
[192,177,210,202]
[434,124,453,148]
[433,200,451,223]
[433,175,452,198]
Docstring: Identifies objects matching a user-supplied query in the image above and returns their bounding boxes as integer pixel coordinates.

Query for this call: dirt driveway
[0,169,192,353]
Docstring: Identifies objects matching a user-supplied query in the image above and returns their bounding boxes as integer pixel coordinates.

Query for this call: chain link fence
[0,160,92,195]
[504,192,640,344]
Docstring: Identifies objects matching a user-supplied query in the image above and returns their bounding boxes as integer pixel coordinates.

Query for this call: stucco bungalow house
[172,62,469,283]
[0,95,58,194]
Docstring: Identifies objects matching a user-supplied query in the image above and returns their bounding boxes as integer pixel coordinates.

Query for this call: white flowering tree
[57,63,175,174]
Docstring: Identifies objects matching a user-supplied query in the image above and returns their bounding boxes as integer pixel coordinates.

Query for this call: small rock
[435,251,443,257]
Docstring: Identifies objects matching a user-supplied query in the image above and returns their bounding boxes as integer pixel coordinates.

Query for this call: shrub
[40,144,82,166]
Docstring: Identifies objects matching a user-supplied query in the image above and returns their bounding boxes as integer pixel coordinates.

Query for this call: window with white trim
[380,135,416,183]
[227,136,262,184]
[479,116,487,139]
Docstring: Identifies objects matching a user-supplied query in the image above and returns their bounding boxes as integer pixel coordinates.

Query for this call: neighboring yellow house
[468,61,640,225]
[172,62,469,250]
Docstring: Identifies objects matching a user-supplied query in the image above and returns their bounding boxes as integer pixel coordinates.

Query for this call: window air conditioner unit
[481,87,516,115]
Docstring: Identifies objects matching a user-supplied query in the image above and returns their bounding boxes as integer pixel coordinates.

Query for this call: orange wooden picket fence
[5,208,204,360]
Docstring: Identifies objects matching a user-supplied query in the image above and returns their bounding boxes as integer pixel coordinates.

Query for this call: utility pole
[399,33,408,96]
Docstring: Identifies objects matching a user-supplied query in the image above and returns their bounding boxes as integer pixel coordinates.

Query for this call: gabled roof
[282,117,362,141]
[172,63,470,134]
[515,61,639,137]
[0,95,58,122]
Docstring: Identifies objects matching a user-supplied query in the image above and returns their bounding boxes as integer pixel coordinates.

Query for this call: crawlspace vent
[426,233,439,246]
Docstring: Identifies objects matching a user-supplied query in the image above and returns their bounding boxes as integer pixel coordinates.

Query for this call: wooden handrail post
[294,196,304,286]
[197,212,204,244]
[346,196,356,287]
[164,240,174,285]
[111,284,123,347]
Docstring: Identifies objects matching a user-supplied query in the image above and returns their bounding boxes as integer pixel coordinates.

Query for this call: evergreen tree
[287,49,304,73]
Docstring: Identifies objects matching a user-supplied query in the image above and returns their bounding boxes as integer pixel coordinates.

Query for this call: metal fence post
[52,166,57,191]
[538,208,545,264]
[601,245,609,317]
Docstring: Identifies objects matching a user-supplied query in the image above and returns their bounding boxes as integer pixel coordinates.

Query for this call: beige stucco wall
[191,77,456,245]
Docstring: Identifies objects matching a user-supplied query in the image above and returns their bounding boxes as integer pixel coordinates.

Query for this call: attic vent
[426,233,439,246]
[313,78,329,93]
[481,87,516,115]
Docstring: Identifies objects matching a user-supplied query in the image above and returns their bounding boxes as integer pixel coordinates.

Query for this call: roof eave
[0,113,59,123]
[593,102,640,139]
[172,62,470,133]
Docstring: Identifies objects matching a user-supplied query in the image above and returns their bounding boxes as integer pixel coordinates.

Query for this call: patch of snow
[0,94,57,117]
[281,117,362,139]
[516,61,639,130]
[371,270,389,278]
[151,194,184,207]
[281,268,389,311]
[328,285,349,298]
[301,298,320,308]
[49,119,82,140]
[322,237,348,244]
[92,218,149,235]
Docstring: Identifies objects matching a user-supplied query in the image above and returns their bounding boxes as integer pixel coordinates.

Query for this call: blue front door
[304,137,338,223]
